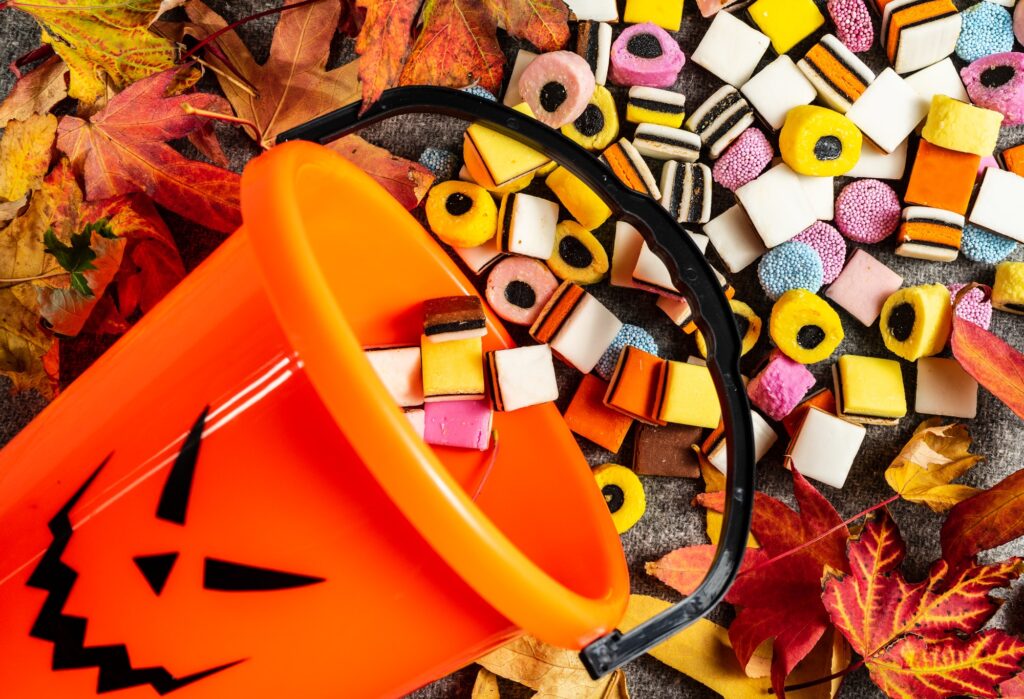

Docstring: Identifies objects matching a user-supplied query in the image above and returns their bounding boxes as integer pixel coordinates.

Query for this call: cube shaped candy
[916,357,978,419]
[424,399,493,450]
[496,192,559,259]
[423,296,487,343]
[735,163,817,248]
[825,249,904,326]
[364,346,423,407]
[786,407,865,489]
[833,354,907,425]
[633,423,703,477]
[564,373,634,452]
[969,169,1024,244]
[741,55,817,131]
[846,68,928,154]
[531,281,622,373]
[882,0,961,75]
[487,344,559,412]
[749,0,825,54]
[658,360,722,428]
[421,335,484,401]
[691,11,770,86]
[704,205,768,273]
[605,346,667,425]
[705,410,778,473]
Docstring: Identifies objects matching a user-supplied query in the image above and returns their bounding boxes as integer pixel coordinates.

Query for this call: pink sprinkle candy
[827,0,874,52]
[947,283,993,330]
[835,179,901,244]
[793,222,847,284]
[712,127,773,192]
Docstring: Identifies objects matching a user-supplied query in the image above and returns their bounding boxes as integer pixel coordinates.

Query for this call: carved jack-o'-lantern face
[27,408,325,695]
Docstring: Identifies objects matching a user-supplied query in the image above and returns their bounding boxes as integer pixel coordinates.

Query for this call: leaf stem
[742,494,901,576]
[779,658,866,693]
[469,430,499,502]
[179,0,326,62]
[0,269,67,286]
[195,56,257,97]
[182,103,260,133]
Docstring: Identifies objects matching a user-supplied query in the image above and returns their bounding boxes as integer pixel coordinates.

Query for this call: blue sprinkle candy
[962,223,1018,264]
[461,85,497,102]
[595,324,659,380]
[955,3,1014,63]
[757,241,824,300]
[419,147,460,181]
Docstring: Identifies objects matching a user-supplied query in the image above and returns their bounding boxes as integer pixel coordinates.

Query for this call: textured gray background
[1,1,1023,697]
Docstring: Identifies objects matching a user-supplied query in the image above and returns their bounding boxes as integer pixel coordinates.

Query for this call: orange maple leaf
[356,0,422,108]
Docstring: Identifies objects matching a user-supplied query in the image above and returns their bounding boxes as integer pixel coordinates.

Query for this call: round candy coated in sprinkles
[793,222,847,284]
[461,85,497,101]
[712,127,774,192]
[827,0,873,52]
[595,324,659,380]
[834,179,901,244]
[948,283,993,331]
[419,147,459,181]
[962,223,1018,263]
[956,3,1014,63]
[757,241,824,300]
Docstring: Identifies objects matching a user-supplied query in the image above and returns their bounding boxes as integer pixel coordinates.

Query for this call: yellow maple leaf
[0,114,57,204]
[8,0,177,106]
[884,418,982,512]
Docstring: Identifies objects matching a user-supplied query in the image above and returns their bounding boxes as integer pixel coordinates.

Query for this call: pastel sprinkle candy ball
[956,2,1014,63]
[758,241,824,300]
[419,147,459,180]
[947,283,993,331]
[835,179,901,244]
[827,0,873,52]
[793,222,847,284]
[712,127,774,192]
[461,85,496,101]
[961,223,1018,263]
[595,324,659,380]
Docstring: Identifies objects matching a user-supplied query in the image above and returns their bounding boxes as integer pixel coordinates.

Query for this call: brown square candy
[633,423,703,477]
[423,296,486,342]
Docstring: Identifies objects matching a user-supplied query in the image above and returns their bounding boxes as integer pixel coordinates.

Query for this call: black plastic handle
[277,86,756,678]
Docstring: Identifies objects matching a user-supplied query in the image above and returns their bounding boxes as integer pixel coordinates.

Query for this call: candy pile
[408,0,1024,534]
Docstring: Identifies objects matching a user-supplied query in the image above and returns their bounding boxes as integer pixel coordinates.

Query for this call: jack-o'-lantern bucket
[0,139,630,698]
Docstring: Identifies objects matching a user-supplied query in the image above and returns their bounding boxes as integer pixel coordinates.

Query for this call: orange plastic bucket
[0,142,629,698]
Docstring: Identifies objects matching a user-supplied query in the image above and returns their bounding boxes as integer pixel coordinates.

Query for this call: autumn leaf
[0,56,68,126]
[487,0,571,52]
[822,510,1024,699]
[326,134,435,210]
[619,595,848,698]
[471,668,501,698]
[884,419,982,512]
[647,545,767,598]
[186,0,360,149]
[55,68,241,233]
[696,468,850,697]
[0,288,54,396]
[951,284,1024,422]
[399,0,505,96]
[700,450,759,548]
[355,0,422,108]
[1001,672,1024,697]
[941,469,1024,566]
[0,113,57,205]
[43,220,113,297]
[5,0,177,107]
[477,634,629,698]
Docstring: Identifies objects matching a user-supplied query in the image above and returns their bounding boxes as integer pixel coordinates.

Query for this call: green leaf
[42,218,113,298]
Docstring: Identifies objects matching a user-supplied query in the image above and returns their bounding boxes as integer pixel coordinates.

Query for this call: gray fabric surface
[1,2,1023,698]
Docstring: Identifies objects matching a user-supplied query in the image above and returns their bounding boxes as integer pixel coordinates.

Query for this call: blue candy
[962,223,1018,264]
[418,147,460,181]
[757,241,824,300]
[461,85,497,102]
[595,324,659,380]
[955,3,1014,63]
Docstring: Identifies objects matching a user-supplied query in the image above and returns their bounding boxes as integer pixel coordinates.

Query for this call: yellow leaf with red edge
[941,468,1024,566]
[951,283,1024,422]
[56,68,241,233]
[0,288,54,397]
[6,0,176,107]
[488,0,571,52]
[822,510,1024,698]
[0,113,57,204]
[0,56,69,125]
[326,134,436,210]
[400,0,504,95]
[884,418,982,512]
[356,0,423,108]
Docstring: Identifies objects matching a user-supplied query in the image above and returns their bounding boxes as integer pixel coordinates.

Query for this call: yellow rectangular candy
[421,334,484,401]
[545,166,612,230]
[833,355,907,424]
[624,0,684,30]
[921,95,1003,158]
[748,0,824,54]
[657,360,721,428]
[464,103,551,187]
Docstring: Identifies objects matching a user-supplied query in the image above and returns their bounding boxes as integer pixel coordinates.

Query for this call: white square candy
[497,192,559,259]
[708,410,778,473]
[704,204,767,273]
[364,346,424,407]
[916,357,978,419]
[903,57,969,104]
[735,163,817,248]
[611,221,645,289]
[633,241,678,295]
[846,68,929,154]
[488,344,559,412]
[688,231,710,254]
[692,11,770,86]
[453,237,504,275]
[969,168,1024,243]
[786,407,866,489]
[404,408,425,438]
[795,172,834,221]
[503,50,538,106]
[741,55,817,131]
[563,0,618,21]
[846,139,909,180]
[551,294,622,374]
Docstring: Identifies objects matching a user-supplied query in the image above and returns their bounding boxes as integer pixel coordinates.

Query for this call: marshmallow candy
[741,55,817,131]
[787,407,865,489]
[691,11,770,86]
[735,162,818,248]
[364,346,423,407]
[916,357,978,419]
[846,68,929,153]
[487,344,559,412]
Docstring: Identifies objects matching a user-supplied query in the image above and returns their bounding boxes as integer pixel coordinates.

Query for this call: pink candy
[747,351,816,421]
[1016,1,1024,47]
[835,179,901,244]
[610,23,686,88]
[948,283,993,331]
[827,0,874,53]
[961,52,1024,127]
[793,222,847,285]
[424,400,493,451]
[711,128,773,192]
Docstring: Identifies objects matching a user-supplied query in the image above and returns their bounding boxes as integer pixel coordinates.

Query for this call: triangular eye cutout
[156,407,209,526]
[133,553,179,596]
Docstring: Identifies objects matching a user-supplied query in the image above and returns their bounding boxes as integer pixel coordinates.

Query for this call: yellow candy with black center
[695,299,761,358]
[593,463,645,534]
[879,284,952,361]
[546,166,612,230]
[993,262,1024,315]
[561,86,619,151]
[779,105,862,177]
[769,289,844,364]
[547,220,609,284]
[424,180,497,248]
